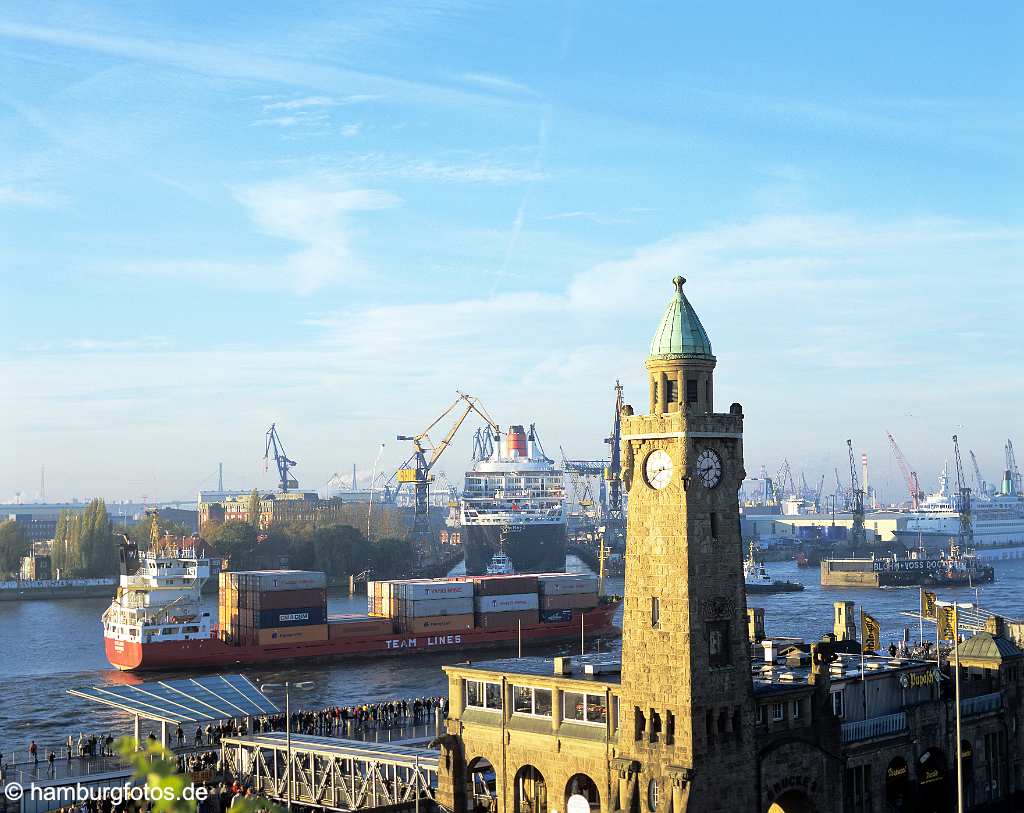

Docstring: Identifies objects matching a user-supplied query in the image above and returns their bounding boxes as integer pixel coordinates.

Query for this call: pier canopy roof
[68,674,279,726]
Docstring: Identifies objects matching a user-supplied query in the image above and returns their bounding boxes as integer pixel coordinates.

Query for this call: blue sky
[1,2,1021,503]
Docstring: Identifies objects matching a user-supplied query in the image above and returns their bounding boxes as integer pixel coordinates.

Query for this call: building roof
[445,654,623,685]
[956,631,1024,665]
[648,276,714,360]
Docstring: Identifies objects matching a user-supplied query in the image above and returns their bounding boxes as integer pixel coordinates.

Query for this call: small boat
[745,543,804,593]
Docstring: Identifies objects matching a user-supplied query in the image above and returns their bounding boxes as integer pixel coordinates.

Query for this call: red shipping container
[471,575,539,596]
[401,614,475,634]
[328,616,394,639]
[474,609,540,630]
[255,588,327,611]
[539,593,599,611]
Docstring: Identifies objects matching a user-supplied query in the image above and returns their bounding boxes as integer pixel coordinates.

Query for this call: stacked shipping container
[365,573,600,635]
[219,570,328,646]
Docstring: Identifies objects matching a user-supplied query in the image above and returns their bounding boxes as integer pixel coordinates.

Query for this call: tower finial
[673,275,686,293]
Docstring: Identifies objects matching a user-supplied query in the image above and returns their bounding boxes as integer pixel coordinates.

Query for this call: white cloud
[0,185,69,207]
[231,176,401,293]
[262,95,381,111]
[457,72,535,96]
[341,123,362,137]
[6,211,1021,500]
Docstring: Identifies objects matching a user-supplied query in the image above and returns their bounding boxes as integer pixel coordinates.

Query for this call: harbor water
[1,555,1022,758]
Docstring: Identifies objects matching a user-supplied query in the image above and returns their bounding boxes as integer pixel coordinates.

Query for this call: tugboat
[485,530,516,576]
[744,543,804,593]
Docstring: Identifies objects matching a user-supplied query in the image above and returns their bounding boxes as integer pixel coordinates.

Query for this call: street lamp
[259,680,315,810]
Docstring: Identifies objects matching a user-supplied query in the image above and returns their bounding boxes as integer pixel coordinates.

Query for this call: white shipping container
[235,570,328,592]
[396,581,474,601]
[537,574,598,596]
[475,593,540,613]
[398,597,474,617]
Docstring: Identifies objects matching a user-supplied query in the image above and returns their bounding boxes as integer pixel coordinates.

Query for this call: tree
[207,520,258,567]
[247,489,261,528]
[371,537,417,579]
[0,520,30,577]
[127,514,191,548]
[78,499,117,576]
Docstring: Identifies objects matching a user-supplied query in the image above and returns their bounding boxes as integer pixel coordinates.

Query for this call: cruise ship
[894,463,1024,549]
[460,424,567,576]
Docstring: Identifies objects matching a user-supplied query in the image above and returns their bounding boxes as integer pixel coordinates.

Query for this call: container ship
[460,423,567,575]
[102,538,618,672]
[819,541,995,588]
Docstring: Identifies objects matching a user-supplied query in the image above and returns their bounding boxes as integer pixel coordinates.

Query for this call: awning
[68,674,279,726]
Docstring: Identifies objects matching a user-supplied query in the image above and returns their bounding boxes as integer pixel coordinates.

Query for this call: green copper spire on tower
[648,275,714,360]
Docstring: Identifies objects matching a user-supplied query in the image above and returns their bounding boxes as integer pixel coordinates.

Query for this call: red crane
[886,431,925,509]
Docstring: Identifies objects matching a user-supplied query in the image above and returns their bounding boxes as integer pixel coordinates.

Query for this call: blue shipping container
[258,607,327,628]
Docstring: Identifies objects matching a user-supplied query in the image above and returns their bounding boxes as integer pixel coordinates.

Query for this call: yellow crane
[396,392,499,538]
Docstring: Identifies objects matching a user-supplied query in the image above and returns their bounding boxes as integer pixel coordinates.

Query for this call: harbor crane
[603,381,626,546]
[952,435,973,549]
[846,439,866,546]
[885,431,925,509]
[264,423,298,492]
[396,393,499,539]
[969,450,987,498]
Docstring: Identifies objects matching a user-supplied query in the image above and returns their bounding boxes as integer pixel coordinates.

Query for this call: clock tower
[614,276,755,813]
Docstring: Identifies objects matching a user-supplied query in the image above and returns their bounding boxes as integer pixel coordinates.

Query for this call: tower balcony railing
[960,692,1001,717]
[840,711,907,743]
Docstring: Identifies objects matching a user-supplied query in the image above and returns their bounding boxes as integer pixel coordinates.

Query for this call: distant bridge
[222,732,439,811]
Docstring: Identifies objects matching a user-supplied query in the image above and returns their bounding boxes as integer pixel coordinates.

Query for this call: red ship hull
[105,602,621,671]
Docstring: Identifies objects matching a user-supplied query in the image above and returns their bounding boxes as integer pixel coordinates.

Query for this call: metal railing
[960,692,1001,717]
[840,711,908,743]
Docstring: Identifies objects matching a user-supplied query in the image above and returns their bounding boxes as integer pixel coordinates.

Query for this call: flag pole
[860,608,867,719]
[518,619,522,659]
[918,587,925,649]
[580,610,585,657]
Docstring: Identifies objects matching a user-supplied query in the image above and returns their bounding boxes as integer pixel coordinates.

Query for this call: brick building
[435,277,1024,813]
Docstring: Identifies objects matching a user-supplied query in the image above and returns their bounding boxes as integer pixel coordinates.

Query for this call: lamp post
[367,443,386,540]
[260,680,315,810]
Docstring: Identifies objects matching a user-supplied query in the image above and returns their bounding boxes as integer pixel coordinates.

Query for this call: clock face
[696,448,722,489]
[643,449,673,490]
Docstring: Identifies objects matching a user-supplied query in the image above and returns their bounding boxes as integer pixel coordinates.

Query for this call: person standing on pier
[66,734,73,760]
[28,739,38,764]
[176,724,185,748]
[46,750,55,776]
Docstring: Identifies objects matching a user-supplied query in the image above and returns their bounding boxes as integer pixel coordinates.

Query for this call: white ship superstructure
[102,537,214,648]
[460,424,568,575]
[902,463,1024,546]
[460,425,565,528]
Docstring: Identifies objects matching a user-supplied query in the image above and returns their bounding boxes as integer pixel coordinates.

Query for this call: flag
[861,611,881,652]
[921,590,937,620]
[938,605,956,641]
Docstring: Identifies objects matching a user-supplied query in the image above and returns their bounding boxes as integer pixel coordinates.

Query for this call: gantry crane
[264,423,298,492]
[952,435,973,549]
[885,431,925,509]
[847,439,866,546]
[396,393,499,539]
